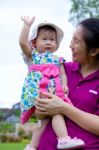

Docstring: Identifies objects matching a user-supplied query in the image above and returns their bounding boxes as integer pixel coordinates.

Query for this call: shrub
[0,133,22,143]
[0,122,15,133]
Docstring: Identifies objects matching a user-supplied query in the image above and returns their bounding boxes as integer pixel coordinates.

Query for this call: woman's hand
[35,92,65,116]
[36,92,99,135]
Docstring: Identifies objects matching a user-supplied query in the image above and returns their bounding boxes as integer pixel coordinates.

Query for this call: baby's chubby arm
[60,64,69,95]
[19,16,35,58]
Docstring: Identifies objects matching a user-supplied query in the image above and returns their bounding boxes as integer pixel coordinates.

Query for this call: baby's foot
[57,136,85,149]
[24,144,36,150]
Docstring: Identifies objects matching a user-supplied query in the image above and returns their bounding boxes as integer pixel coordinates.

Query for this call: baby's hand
[62,85,69,95]
[21,16,35,27]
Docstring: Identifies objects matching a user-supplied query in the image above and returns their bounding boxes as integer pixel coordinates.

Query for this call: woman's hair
[78,18,99,59]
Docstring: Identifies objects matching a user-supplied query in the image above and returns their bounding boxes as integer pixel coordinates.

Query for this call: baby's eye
[51,38,55,41]
[43,38,47,40]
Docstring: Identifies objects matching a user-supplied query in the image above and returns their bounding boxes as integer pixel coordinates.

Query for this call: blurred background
[0,0,73,109]
[0,0,99,149]
[1,0,99,109]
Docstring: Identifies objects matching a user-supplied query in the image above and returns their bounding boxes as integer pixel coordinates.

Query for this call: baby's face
[35,30,57,53]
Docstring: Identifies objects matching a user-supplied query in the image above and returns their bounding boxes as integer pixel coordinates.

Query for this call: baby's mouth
[46,47,51,50]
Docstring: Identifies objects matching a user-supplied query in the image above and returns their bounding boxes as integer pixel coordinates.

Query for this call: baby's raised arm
[19,16,35,58]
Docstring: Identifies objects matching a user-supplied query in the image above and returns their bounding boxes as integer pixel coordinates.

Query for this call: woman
[35,18,99,150]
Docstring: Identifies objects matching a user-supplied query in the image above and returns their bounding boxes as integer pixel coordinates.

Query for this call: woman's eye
[73,38,79,44]
[75,40,79,44]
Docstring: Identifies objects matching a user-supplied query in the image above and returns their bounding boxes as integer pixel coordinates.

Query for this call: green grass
[0,143,26,150]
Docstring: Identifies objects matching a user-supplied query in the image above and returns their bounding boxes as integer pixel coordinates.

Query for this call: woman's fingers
[39,91,55,99]
[35,91,65,115]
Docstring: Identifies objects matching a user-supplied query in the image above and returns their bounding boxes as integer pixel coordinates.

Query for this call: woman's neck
[80,62,99,78]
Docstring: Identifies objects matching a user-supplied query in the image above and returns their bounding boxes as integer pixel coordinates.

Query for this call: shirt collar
[71,62,99,79]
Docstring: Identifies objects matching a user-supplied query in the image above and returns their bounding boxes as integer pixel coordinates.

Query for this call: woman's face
[70,25,88,64]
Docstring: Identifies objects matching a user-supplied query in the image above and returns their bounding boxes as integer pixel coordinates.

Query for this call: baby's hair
[38,25,57,35]
[37,25,57,40]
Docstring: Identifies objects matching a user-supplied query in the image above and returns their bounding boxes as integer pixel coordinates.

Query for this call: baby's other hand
[21,16,35,27]
[62,85,69,95]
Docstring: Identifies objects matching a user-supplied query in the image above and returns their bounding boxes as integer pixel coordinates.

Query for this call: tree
[69,0,99,24]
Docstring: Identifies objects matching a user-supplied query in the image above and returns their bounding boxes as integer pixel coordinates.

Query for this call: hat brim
[29,22,64,49]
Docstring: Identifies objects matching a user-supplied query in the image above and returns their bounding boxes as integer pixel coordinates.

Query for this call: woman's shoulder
[64,61,79,71]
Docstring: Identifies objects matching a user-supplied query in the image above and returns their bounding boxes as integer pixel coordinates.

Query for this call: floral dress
[21,48,64,115]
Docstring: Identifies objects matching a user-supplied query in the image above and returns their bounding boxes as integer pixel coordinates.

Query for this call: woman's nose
[69,41,72,48]
[70,39,74,49]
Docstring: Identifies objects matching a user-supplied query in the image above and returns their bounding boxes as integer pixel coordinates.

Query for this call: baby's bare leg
[52,114,68,138]
[30,118,49,149]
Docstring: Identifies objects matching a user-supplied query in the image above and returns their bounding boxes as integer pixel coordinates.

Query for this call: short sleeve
[21,52,32,66]
[59,57,66,64]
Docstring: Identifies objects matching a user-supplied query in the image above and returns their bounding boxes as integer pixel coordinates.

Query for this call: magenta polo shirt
[38,62,99,150]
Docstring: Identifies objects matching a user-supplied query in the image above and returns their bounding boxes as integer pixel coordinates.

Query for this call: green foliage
[29,115,38,123]
[0,134,22,143]
[14,109,20,116]
[0,143,25,150]
[0,112,4,121]
[69,0,99,24]
[18,128,32,140]
[0,122,15,133]
[0,110,7,121]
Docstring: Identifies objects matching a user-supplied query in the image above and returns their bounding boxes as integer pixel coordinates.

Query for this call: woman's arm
[19,16,35,58]
[63,101,99,136]
[36,92,99,136]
